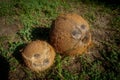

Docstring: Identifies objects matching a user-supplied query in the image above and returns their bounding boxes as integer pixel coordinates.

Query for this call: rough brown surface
[0,17,22,37]
[50,13,92,55]
[22,40,56,72]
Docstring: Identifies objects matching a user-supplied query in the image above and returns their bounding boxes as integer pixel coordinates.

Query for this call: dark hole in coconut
[82,32,90,44]
[81,24,86,29]
[34,54,40,58]
[33,63,40,67]
[33,62,42,67]
[72,29,81,39]
[43,58,49,65]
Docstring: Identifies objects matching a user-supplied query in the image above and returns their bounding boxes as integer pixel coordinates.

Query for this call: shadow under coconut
[13,43,27,65]
[31,27,51,42]
[0,55,10,80]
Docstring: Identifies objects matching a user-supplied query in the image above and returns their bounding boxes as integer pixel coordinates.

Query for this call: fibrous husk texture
[22,40,56,72]
[50,13,92,55]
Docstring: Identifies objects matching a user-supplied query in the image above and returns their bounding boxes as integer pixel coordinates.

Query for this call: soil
[0,17,22,36]
[0,17,23,50]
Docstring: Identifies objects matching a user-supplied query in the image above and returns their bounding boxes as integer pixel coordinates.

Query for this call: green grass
[111,15,120,30]
[0,0,120,80]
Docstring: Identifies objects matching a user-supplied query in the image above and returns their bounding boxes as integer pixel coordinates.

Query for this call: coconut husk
[22,40,56,72]
[50,13,92,55]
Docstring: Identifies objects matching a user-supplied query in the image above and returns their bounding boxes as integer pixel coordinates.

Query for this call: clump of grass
[101,42,120,69]
[0,1,15,16]
[16,0,70,42]
[111,15,120,30]
[17,26,32,41]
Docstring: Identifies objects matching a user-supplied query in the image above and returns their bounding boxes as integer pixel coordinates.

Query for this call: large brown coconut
[22,40,56,72]
[50,13,92,55]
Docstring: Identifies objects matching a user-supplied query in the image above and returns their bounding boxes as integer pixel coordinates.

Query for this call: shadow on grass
[31,27,51,42]
[13,43,27,65]
[0,55,10,80]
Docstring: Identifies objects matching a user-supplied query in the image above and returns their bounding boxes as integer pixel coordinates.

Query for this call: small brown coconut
[22,40,56,72]
[50,13,92,55]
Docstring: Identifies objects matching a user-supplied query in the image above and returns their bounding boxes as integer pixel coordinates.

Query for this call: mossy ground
[0,0,120,80]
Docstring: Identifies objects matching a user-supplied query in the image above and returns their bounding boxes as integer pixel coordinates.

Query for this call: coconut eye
[81,24,86,29]
[33,62,42,67]
[33,63,38,67]
[82,33,90,44]
[72,29,81,39]
[43,58,49,65]
[34,54,40,58]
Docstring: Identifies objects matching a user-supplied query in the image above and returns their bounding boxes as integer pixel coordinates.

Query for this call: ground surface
[0,0,120,80]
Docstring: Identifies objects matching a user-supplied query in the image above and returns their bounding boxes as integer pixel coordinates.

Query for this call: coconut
[22,40,56,72]
[50,13,92,55]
